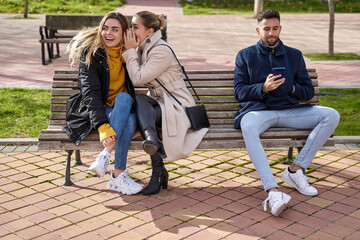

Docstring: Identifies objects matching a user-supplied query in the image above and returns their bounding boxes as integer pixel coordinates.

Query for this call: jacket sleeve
[78,59,108,130]
[290,53,315,101]
[234,51,265,102]
[122,46,173,86]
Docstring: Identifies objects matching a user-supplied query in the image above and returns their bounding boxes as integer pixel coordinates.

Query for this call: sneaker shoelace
[121,172,137,187]
[297,172,310,188]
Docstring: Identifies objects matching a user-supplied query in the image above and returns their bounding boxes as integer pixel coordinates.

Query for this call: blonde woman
[123,11,208,195]
[63,11,142,195]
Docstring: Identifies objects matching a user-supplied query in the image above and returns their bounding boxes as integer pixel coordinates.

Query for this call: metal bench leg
[74,150,82,165]
[285,147,293,163]
[64,150,74,186]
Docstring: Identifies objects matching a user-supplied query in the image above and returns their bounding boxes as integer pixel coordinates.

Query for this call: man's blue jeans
[105,92,137,170]
[240,106,340,192]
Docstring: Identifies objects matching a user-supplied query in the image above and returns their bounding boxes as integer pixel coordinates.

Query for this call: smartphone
[273,67,286,80]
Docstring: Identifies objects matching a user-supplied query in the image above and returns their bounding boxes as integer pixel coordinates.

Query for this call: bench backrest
[50,69,318,129]
[45,14,167,41]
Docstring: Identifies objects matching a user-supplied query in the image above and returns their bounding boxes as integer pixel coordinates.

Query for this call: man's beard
[265,36,279,46]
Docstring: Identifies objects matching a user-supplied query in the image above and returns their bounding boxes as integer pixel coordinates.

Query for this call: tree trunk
[24,0,29,18]
[254,0,263,18]
[328,0,335,56]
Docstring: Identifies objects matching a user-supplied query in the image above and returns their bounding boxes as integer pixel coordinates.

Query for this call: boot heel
[161,170,169,189]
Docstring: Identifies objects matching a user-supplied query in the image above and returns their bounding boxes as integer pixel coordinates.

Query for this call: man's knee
[240,113,258,133]
[322,107,340,126]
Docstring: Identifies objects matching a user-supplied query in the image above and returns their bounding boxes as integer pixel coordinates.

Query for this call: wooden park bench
[39,14,167,65]
[38,69,335,186]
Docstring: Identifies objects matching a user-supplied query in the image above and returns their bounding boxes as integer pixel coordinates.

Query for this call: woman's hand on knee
[102,136,116,148]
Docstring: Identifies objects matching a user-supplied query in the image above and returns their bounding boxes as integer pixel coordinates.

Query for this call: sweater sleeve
[98,123,117,142]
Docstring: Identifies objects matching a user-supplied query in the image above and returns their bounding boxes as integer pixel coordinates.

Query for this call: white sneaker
[107,171,143,195]
[262,191,291,216]
[281,167,318,196]
[88,149,111,177]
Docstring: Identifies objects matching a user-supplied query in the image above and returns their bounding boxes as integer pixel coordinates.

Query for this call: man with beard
[233,9,339,217]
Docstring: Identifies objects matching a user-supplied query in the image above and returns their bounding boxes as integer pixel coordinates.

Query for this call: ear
[147,28,155,36]
[256,27,260,35]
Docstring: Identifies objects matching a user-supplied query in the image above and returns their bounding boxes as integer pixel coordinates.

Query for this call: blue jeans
[105,92,137,170]
[240,106,340,191]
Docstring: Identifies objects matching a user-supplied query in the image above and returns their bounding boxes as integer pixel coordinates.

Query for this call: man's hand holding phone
[263,67,286,93]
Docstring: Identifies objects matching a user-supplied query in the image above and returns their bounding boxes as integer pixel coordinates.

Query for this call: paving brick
[206,221,239,237]
[241,208,272,221]
[284,223,317,238]
[2,217,35,232]
[25,211,57,224]
[322,223,356,238]
[39,217,72,231]
[148,231,183,240]
[16,225,50,239]
[111,230,144,240]
[0,233,23,240]
[313,209,345,222]
[335,216,360,230]
[115,216,145,230]
[152,215,182,230]
[186,229,223,240]
[92,224,125,239]
[307,231,342,240]
[306,197,334,208]
[12,205,42,217]
[131,222,162,238]
[266,230,300,240]
[186,202,215,215]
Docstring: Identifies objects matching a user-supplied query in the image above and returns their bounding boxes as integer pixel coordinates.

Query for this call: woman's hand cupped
[123,28,139,50]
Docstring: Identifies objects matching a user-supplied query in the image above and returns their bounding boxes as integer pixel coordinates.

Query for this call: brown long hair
[67,11,129,67]
[135,11,166,31]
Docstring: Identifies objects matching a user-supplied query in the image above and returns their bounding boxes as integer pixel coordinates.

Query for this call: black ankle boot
[142,127,167,158]
[142,153,169,195]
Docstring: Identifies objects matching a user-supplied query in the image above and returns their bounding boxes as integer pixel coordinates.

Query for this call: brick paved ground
[0,146,359,239]
[1,0,360,239]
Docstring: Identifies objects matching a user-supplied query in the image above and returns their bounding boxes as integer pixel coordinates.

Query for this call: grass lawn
[0,88,359,138]
[0,88,50,138]
[303,53,360,61]
[319,88,360,136]
[0,0,126,14]
[179,0,360,15]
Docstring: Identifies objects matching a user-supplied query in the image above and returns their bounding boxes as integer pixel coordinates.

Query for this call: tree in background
[24,0,29,18]
[254,0,263,18]
[328,0,335,56]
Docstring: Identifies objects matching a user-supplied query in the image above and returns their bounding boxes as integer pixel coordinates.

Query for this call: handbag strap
[155,78,182,106]
[153,44,201,102]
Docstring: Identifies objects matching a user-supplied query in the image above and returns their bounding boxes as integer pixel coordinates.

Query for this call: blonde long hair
[67,11,129,67]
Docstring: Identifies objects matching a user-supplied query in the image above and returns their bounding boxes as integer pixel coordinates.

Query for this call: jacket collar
[257,39,285,56]
[141,30,163,56]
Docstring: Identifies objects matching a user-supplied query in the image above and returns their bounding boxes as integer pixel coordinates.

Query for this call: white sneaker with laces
[107,171,143,195]
[281,167,318,196]
[263,191,291,216]
[88,149,111,177]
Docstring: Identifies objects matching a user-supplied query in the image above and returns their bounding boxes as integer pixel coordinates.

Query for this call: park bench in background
[38,69,334,186]
[39,14,167,65]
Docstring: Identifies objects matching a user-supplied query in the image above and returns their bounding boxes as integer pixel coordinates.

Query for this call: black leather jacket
[63,48,135,145]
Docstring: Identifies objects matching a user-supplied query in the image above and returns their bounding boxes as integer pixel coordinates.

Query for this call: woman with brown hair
[123,11,208,195]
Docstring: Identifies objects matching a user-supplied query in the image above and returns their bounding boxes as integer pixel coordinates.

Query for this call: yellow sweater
[98,46,127,142]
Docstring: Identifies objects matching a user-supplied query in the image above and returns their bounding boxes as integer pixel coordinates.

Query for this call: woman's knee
[114,92,133,106]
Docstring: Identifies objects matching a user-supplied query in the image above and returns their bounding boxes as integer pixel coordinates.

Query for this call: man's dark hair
[257,9,280,23]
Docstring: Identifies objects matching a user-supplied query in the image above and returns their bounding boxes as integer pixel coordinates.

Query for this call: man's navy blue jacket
[233,40,314,129]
